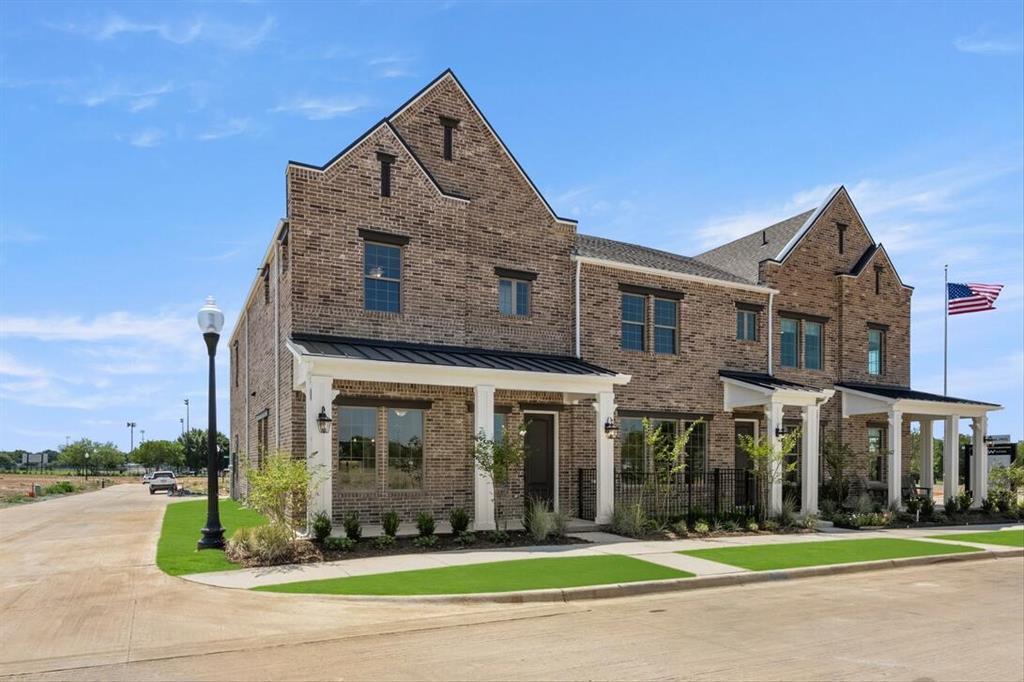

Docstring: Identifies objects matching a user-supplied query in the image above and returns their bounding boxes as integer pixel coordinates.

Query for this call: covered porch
[289,335,630,531]
[836,383,1002,510]
[720,370,835,516]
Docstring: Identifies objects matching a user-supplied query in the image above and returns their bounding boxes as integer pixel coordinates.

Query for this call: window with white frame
[339,407,377,488]
[498,278,530,316]
[364,242,401,313]
[868,327,885,376]
[387,408,423,489]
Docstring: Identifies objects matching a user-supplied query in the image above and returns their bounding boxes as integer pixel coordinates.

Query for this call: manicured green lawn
[254,555,692,596]
[929,529,1024,548]
[680,538,979,571]
[156,499,266,576]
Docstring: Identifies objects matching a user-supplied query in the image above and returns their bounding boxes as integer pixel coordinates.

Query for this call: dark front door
[524,414,555,506]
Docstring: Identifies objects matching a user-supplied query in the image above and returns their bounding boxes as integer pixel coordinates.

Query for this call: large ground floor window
[388,408,424,489]
[618,415,708,478]
[338,407,377,488]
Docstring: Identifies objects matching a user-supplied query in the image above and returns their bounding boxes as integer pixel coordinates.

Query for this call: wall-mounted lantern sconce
[603,417,619,440]
[316,406,332,434]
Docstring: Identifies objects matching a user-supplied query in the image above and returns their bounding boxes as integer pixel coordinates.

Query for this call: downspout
[767,291,774,376]
[243,312,249,495]
[274,245,281,451]
[574,258,582,358]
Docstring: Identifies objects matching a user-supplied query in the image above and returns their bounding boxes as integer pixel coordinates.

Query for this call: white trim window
[338,407,377,488]
[387,408,424,489]
[498,278,530,316]
[364,242,401,313]
[868,327,885,376]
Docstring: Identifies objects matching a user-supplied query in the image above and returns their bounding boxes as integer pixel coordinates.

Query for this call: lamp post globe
[197,296,226,550]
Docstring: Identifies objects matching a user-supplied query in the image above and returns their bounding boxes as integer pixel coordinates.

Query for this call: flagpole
[943,264,948,396]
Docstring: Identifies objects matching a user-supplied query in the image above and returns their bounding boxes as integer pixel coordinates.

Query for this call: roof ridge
[577,233,701,263]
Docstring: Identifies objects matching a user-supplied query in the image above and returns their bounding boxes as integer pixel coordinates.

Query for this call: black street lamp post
[197,296,226,550]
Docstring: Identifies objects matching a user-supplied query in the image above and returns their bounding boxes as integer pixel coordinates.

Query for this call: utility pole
[126,422,136,454]
[140,429,146,444]
[184,398,191,471]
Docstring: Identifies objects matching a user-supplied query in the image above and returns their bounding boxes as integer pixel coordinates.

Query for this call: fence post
[577,469,583,520]
[686,472,693,522]
[713,468,720,517]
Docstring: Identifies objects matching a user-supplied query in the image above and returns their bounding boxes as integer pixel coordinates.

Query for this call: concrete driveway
[1,485,1021,681]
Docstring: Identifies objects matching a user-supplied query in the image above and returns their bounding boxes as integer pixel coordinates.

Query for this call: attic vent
[376,152,395,198]
[761,230,768,246]
[440,116,459,161]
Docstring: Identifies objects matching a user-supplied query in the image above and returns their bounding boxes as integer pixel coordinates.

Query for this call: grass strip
[928,529,1024,548]
[156,499,266,576]
[680,538,979,571]
[254,555,692,595]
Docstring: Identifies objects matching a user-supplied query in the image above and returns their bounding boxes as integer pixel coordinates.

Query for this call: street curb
[257,547,1023,604]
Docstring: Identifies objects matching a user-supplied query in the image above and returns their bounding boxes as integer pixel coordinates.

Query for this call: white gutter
[767,291,775,376]
[574,258,582,358]
[572,255,778,295]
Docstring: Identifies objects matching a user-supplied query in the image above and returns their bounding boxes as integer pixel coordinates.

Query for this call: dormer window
[837,223,847,254]
[377,152,395,197]
[440,117,458,161]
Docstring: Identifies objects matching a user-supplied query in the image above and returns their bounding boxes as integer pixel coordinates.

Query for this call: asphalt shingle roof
[575,234,756,286]
[693,211,814,284]
[291,334,617,376]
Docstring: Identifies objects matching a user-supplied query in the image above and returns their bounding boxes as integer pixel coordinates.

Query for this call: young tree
[135,440,185,471]
[737,428,801,519]
[472,422,528,531]
[641,417,702,521]
[820,436,854,506]
[246,452,313,533]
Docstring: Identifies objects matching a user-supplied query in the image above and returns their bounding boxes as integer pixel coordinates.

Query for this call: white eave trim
[720,375,834,409]
[573,255,778,295]
[288,341,631,393]
[837,385,1002,419]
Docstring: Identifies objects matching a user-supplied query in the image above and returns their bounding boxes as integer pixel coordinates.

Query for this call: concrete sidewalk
[182,522,1024,590]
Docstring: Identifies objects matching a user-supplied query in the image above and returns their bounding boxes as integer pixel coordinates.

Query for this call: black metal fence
[577,468,760,521]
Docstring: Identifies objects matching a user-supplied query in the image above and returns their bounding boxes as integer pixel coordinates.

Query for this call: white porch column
[970,415,989,508]
[887,409,903,509]
[305,375,336,527]
[919,418,934,493]
[800,403,820,515]
[764,401,784,516]
[473,385,496,531]
[943,414,960,507]
[594,391,616,524]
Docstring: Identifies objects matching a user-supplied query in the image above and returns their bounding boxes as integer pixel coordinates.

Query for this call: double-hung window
[498,278,530,316]
[621,293,646,351]
[736,308,758,341]
[803,321,823,370]
[620,418,645,482]
[780,318,799,368]
[387,408,424,489]
[364,242,401,313]
[868,327,885,376]
[339,407,377,488]
[653,298,677,354]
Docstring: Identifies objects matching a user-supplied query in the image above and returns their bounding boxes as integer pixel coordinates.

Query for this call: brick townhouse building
[229,69,1000,530]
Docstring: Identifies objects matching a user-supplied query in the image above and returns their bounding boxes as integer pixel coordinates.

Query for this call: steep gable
[694,211,812,284]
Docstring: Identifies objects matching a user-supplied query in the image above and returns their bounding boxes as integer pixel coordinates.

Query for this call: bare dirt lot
[0,474,211,504]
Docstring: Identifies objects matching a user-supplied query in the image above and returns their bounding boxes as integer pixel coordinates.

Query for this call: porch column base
[473,385,496,531]
[594,391,616,525]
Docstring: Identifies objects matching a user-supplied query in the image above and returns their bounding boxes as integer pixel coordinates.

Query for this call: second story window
[621,293,646,351]
[364,242,401,313]
[780,318,799,368]
[653,298,677,354]
[498,278,530,316]
[868,326,885,375]
[736,307,758,341]
[803,320,823,370]
[377,152,395,197]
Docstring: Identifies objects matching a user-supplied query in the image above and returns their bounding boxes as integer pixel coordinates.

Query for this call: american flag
[947,282,1004,315]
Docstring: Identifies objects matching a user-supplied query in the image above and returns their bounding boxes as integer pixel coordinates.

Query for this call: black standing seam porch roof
[718,369,825,392]
[835,383,1000,407]
[291,334,618,376]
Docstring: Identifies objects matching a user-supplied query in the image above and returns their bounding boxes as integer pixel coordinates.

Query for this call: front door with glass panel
[524,414,555,507]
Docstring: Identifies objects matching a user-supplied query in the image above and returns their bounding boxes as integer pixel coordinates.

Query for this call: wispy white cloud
[0,352,49,379]
[0,310,194,348]
[49,14,275,50]
[953,33,1022,55]
[80,82,174,109]
[368,55,414,78]
[121,128,166,148]
[271,95,370,120]
[196,118,251,141]
[0,227,44,244]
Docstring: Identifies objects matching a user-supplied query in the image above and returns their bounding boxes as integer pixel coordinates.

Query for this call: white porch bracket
[473,385,497,531]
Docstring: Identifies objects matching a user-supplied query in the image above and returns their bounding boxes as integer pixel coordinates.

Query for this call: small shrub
[854,493,876,515]
[455,530,476,545]
[819,499,838,520]
[905,495,924,516]
[993,491,1012,513]
[324,536,355,552]
[671,520,689,537]
[311,511,332,544]
[551,509,569,537]
[374,534,396,550]
[920,495,935,520]
[382,510,401,537]
[226,523,293,565]
[710,518,724,535]
[342,511,362,541]
[722,519,740,532]
[980,497,995,514]
[692,520,710,535]
[802,513,818,530]
[746,520,759,532]
[448,507,470,534]
[415,511,435,537]
[488,529,510,543]
[43,481,76,495]
[762,519,780,532]
[413,534,438,548]
[611,502,649,538]
[525,497,555,543]
[779,497,798,527]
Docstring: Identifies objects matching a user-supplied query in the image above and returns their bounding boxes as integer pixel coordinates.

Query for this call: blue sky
[1,1,1021,452]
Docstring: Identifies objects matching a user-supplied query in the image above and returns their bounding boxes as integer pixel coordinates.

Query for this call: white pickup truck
[148,471,177,494]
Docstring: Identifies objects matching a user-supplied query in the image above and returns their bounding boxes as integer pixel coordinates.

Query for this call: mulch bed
[321,531,588,562]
